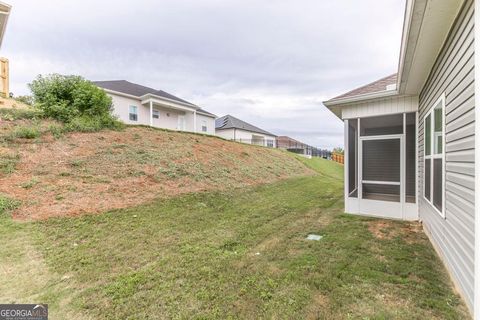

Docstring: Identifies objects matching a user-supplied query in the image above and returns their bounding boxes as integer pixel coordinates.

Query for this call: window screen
[424,97,444,216]
[433,159,443,212]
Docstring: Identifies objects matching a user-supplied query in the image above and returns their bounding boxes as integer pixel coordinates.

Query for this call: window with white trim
[201,120,207,132]
[423,95,445,216]
[129,106,138,121]
[152,109,160,119]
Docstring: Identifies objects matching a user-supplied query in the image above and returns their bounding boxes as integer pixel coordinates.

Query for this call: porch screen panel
[405,113,416,203]
[348,120,358,197]
[360,114,403,136]
[362,139,400,182]
[362,183,400,202]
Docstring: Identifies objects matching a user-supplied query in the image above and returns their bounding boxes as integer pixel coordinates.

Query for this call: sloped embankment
[0,122,312,219]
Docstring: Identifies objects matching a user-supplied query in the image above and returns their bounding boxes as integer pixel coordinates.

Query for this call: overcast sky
[4,0,405,149]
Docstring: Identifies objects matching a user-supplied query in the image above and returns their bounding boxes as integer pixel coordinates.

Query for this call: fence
[332,153,344,164]
[229,138,333,160]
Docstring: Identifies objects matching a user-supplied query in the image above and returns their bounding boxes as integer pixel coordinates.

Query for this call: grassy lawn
[1,157,469,319]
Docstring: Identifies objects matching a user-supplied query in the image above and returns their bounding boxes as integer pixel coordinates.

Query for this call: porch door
[177,115,186,131]
[359,135,404,219]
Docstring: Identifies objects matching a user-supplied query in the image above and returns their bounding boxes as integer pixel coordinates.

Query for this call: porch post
[194,110,197,133]
[149,100,153,127]
[344,120,349,209]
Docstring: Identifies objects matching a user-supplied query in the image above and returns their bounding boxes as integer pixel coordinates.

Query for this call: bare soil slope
[0,121,312,219]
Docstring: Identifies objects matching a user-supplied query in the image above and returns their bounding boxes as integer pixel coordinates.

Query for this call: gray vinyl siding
[418,0,475,311]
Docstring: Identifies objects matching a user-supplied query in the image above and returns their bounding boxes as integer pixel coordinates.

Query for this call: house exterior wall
[341,95,418,119]
[108,92,215,134]
[418,0,475,311]
[110,94,149,126]
[184,112,215,135]
[216,128,276,147]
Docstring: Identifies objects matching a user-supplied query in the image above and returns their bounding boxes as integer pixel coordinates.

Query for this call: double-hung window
[201,120,207,132]
[152,109,160,119]
[129,106,138,121]
[424,94,445,216]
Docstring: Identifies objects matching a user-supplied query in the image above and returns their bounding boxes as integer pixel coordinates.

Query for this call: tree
[332,147,344,155]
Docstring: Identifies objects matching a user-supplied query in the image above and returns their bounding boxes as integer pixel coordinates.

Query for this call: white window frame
[201,120,207,132]
[129,105,138,122]
[152,109,160,119]
[423,93,446,218]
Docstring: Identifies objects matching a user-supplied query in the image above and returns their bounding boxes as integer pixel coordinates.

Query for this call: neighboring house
[324,0,479,316]
[276,136,312,157]
[94,80,216,134]
[215,114,276,147]
[0,2,10,97]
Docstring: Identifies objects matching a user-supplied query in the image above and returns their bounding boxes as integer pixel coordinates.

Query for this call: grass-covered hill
[0,109,312,219]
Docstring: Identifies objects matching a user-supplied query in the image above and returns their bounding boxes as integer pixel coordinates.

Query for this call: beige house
[95,80,216,134]
[0,1,11,97]
[215,114,277,147]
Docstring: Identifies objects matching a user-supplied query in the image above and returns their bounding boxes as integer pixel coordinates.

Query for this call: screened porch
[345,112,418,220]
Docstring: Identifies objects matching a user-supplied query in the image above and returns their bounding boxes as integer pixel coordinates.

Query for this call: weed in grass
[69,159,85,167]
[20,178,39,189]
[0,194,19,215]
[48,124,65,139]
[12,126,41,139]
[0,153,19,175]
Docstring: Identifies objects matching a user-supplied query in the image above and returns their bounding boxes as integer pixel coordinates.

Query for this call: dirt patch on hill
[0,126,313,219]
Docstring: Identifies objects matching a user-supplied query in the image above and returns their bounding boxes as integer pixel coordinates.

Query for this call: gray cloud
[4,0,405,149]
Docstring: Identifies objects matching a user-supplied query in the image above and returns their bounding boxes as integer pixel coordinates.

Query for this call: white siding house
[215,115,277,147]
[94,80,216,135]
[324,0,479,317]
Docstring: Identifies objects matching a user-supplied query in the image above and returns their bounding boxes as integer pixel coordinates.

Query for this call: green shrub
[12,126,40,139]
[28,74,115,123]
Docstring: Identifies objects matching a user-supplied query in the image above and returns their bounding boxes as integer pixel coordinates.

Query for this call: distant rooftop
[328,73,398,101]
[94,80,215,117]
[215,115,276,136]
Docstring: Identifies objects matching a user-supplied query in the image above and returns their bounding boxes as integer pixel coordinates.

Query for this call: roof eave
[0,2,11,49]
[140,93,198,109]
[323,89,399,107]
[397,0,464,95]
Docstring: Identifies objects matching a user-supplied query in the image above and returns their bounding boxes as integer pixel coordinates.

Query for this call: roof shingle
[329,73,398,101]
[215,115,276,136]
[93,80,194,106]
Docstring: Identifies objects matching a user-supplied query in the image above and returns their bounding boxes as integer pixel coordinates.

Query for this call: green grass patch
[0,158,469,319]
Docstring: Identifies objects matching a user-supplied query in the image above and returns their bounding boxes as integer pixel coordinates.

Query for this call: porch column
[193,110,197,133]
[149,100,153,127]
